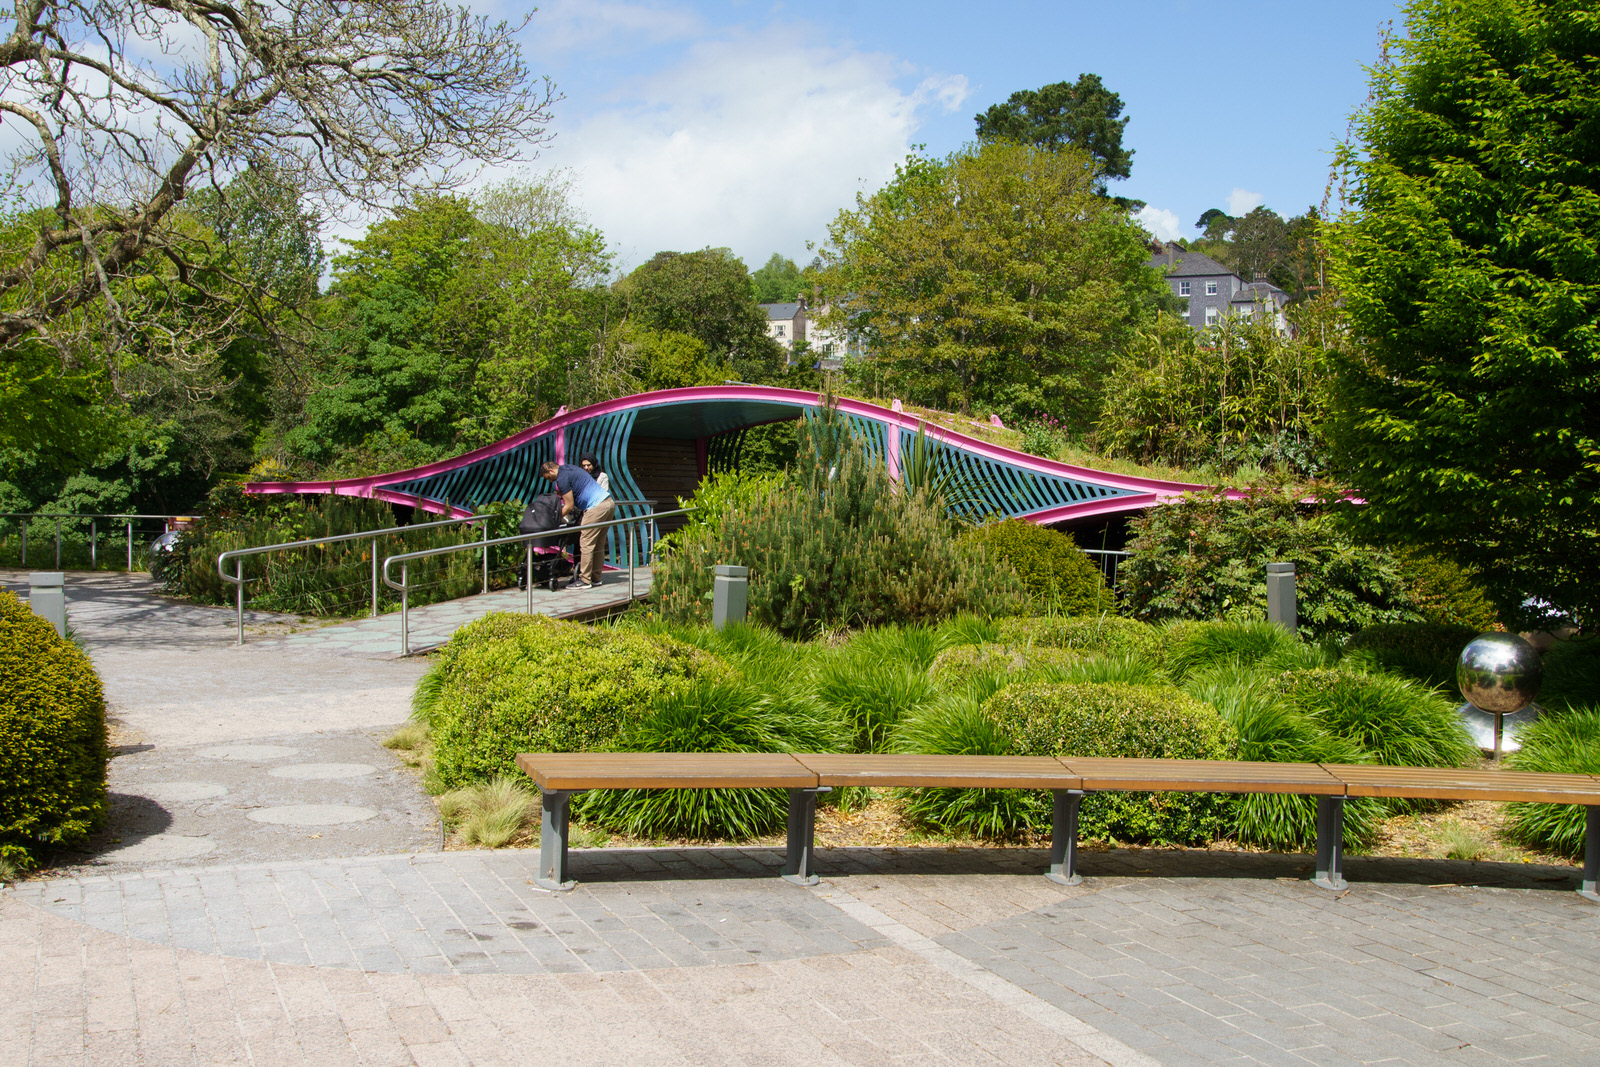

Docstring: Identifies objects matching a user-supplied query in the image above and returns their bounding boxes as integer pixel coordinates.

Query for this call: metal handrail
[2,511,200,571]
[217,514,491,645]
[382,506,693,655]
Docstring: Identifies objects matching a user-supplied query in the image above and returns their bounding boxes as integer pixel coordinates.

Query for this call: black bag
[516,493,575,591]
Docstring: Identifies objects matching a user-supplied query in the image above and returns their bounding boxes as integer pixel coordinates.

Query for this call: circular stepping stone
[136,781,228,803]
[268,763,378,780]
[197,744,298,762]
[247,804,378,826]
[97,835,216,863]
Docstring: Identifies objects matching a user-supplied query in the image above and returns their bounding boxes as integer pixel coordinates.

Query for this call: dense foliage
[1505,708,1600,857]
[958,520,1110,613]
[1119,489,1422,640]
[1325,0,1600,627]
[652,404,1025,636]
[0,591,108,868]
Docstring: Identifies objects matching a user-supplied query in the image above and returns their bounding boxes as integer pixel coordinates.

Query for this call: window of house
[1178,280,1191,296]
[1205,281,1218,296]
[775,325,785,337]
[1205,306,1219,325]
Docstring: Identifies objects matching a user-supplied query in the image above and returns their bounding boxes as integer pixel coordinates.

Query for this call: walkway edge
[815,885,1161,1067]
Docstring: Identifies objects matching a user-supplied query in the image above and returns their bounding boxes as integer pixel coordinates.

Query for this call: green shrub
[1118,488,1423,641]
[1155,619,1308,682]
[934,614,1003,647]
[1538,636,1600,713]
[1034,653,1169,687]
[574,679,847,839]
[1271,669,1476,771]
[1183,664,1380,849]
[0,590,108,868]
[1504,709,1600,858]
[958,520,1110,613]
[893,695,1049,836]
[813,643,942,753]
[652,402,1026,637]
[984,682,1235,843]
[1393,549,1500,630]
[996,614,1158,659]
[424,614,735,789]
[927,643,1080,688]
[1342,622,1480,697]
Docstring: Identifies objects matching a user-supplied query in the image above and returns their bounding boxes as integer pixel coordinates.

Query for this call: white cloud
[537,31,968,271]
[1226,187,1264,216]
[1135,206,1181,242]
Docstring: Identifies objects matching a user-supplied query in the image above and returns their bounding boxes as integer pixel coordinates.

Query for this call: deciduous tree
[1324,0,1600,624]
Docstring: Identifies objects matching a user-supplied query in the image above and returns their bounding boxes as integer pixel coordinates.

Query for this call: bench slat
[1060,758,1347,795]
[794,753,1084,789]
[1323,764,1600,804]
[514,752,818,791]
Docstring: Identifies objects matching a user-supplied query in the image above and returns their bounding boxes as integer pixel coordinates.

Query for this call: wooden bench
[515,752,1600,901]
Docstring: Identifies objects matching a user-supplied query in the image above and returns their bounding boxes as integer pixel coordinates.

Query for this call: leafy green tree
[974,74,1134,189]
[750,254,805,304]
[1324,0,1600,625]
[818,142,1166,429]
[615,249,784,384]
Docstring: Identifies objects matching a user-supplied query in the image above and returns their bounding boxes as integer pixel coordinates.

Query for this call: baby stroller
[515,492,577,591]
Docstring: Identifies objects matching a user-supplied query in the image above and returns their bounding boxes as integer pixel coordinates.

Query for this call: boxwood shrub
[1538,636,1600,712]
[0,590,108,868]
[424,614,735,789]
[958,520,1110,613]
[983,682,1235,844]
[996,614,1158,659]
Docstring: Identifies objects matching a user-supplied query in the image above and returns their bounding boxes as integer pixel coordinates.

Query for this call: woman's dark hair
[579,452,604,476]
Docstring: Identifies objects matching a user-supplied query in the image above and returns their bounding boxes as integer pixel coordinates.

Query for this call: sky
[471,0,1409,276]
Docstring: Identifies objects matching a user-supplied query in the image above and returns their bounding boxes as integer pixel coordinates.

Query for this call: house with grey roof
[759,300,807,355]
[1148,243,1290,334]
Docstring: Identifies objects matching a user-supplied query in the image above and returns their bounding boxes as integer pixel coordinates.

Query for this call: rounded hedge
[1538,636,1600,712]
[996,614,1158,659]
[983,681,1235,844]
[424,614,735,789]
[959,520,1110,612]
[927,643,1080,688]
[0,590,108,868]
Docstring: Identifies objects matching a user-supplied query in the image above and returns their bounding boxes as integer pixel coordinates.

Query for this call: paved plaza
[3,571,1599,1065]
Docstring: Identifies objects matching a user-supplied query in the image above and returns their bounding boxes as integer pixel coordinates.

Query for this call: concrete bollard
[1266,561,1297,635]
[712,565,749,630]
[28,571,66,638]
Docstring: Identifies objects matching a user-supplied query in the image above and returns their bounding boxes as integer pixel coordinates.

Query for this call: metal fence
[0,512,199,571]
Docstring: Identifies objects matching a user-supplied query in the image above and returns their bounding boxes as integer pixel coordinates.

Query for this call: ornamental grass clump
[0,590,108,869]
[422,613,734,790]
[575,679,848,839]
[996,614,1158,659]
[1342,622,1480,697]
[813,628,944,752]
[1154,619,1332,681]
[1183,664,1380,849]
[1270,668,1477,773]
[1504,708,1600,858]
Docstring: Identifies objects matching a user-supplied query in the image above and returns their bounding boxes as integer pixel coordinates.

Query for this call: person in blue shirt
[540,460,615,589]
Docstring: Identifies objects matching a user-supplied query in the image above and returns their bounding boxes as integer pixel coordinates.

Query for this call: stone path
[3,570,1599,1065]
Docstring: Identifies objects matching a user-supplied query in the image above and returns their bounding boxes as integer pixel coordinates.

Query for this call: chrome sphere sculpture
[1456,632,1542,759]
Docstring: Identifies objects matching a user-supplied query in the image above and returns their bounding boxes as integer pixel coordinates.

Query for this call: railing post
[235,557,245,646]
[525,540,534,612]
[482,517,489,595]
[628,517,635,601]
[126,520,134,573]
[90,519,97,569]
[400,562,410,656]
[20,519,26,566]
[55,518,61,568]
[371,538,379,618]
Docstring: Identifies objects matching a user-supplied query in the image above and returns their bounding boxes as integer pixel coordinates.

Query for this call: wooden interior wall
[625,436,702,535]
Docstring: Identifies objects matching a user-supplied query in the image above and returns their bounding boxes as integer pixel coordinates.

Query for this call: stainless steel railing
[1,511,199,571]
[216,514,491,645]
[382,507,691,655]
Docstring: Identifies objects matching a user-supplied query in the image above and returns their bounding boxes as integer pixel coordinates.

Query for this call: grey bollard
[1266,561,1297,635]
[712,565,749,630]
[28,571,66,638]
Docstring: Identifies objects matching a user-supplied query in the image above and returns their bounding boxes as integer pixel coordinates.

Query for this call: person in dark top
[579,453,610,496]
[540,460,615,589]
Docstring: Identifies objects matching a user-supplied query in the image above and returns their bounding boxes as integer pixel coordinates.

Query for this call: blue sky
[480,0,1408,275]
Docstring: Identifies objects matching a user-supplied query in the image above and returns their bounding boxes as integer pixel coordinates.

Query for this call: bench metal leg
[537,789,576,891]
[1046,789,1084,886]
[1580,807,1600,904]
[1313,795,1348,891]
[782,787,826,886]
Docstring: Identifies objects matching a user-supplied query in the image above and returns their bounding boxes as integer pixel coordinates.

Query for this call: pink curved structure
[246,386,1225,525]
